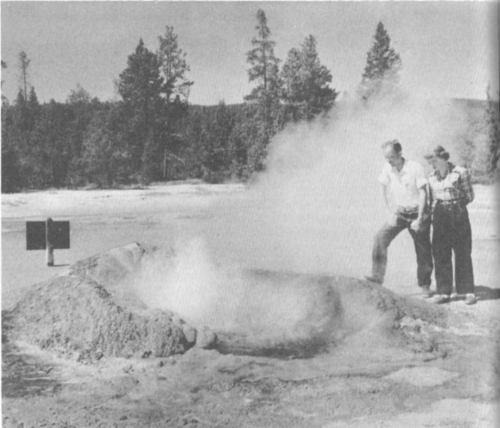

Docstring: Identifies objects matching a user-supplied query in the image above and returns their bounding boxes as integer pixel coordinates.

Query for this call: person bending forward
[366,140,433,294]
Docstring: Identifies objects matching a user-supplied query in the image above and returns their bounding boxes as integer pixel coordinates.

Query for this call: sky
[1,1,498,105]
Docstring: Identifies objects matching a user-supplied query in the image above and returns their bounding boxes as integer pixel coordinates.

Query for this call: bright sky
[1,1,498,105]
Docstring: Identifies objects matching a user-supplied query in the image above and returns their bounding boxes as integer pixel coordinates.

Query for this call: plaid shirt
[428,162,474,206]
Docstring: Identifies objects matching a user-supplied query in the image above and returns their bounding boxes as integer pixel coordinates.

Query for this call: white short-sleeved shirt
[378,159,427,209]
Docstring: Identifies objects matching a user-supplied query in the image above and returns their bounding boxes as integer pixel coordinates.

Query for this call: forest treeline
[2,13,499,192]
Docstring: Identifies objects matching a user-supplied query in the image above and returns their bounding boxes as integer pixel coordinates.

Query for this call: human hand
[410,218,422,232]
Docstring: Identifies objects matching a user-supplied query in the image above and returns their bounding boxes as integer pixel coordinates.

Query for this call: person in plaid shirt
[425,145,476,305]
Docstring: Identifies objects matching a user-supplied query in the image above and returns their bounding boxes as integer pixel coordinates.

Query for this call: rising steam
[204,92,470,277]
[134,89,472,335]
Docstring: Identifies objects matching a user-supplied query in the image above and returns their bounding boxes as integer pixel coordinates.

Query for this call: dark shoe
[464,294,477,305]
[430,294,450,304]
[365,275,383,285]
[419,285,433,298]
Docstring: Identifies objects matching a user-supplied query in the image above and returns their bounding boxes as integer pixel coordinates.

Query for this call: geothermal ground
[2,182,499,427]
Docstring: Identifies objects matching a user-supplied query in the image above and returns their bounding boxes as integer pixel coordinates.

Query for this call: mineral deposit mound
[4,243,447,362]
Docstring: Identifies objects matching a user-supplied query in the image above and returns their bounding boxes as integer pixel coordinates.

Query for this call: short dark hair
[381,139,402,153]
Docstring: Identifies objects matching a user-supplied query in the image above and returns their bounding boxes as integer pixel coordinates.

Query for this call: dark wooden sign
[26,221,46,250]
[49,221,70,249]
[26,220,70,250]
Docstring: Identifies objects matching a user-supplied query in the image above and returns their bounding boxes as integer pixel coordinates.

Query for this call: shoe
[431,294,450,304]
[420,285,433,298]
[450,292,459,301]
[464,294,477,305]
[365,275,383,285]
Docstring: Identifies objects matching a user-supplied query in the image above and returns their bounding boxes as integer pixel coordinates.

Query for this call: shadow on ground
[475,285,500,301]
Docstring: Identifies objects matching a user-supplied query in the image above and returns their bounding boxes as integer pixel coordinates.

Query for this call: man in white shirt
[365,140,433,294]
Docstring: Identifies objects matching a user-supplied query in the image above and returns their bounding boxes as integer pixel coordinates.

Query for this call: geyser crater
[4,243,447,362]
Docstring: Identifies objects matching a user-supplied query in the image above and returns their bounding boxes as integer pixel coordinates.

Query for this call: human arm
[460,168,474,204]
[378,165,396,222]
[381,183,391,211]
[410,163,428,231]
[410,186,427,231]
[380,183,399,226]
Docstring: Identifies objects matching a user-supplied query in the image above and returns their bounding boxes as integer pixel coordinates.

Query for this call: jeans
[432,201,474,295]
[371,209,433,286]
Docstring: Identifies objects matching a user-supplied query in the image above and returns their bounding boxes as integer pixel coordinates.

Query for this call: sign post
[26,218,70,266]
[46,218,54,266]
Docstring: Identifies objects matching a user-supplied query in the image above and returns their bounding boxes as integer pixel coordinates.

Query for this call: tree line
[2,13,499,192]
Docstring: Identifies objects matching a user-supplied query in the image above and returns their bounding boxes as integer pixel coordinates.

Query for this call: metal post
[46,217,54,266]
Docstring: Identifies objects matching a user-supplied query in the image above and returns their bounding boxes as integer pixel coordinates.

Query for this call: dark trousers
[372,210,433,286]
[432,202,474,295]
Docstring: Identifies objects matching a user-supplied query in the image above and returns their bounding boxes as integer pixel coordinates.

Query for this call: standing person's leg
[408,217,433,289]
[432,205,454,300]
[369,219,405,284]
[452,206,475,298]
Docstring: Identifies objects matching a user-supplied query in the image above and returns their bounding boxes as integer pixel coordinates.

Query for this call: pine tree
[246,9,282,120]
[158,26,193,103]
[157,26,193,180]
[18,51,31,100]
[359,22,401,100]
[281,48,303,121]
[118,39,165,182]
[281,35,337,121]
[245,9,282,171]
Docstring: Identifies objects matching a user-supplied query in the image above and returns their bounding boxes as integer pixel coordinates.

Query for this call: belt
[434,199,464,206]
[396,208,419,223]
[396,206,418,215]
